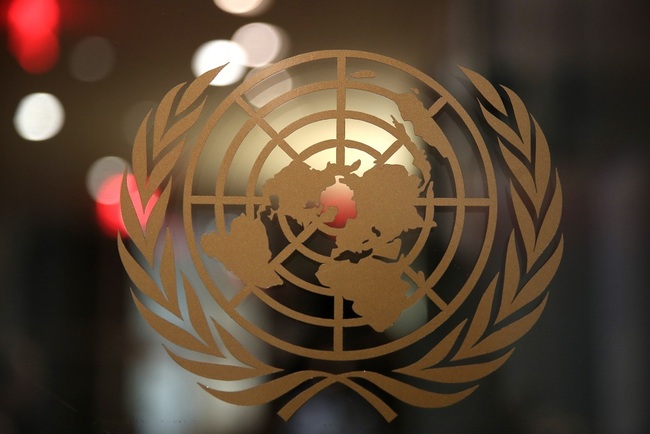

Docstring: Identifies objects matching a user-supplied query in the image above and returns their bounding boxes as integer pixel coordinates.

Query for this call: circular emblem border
[118,50,563,421]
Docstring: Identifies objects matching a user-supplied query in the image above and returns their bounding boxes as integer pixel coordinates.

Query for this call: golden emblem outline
[118,50,563,422]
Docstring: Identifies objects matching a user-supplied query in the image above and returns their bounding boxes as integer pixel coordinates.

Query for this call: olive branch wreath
[118,66,563,422]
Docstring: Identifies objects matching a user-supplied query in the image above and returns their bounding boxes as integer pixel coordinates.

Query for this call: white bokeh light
[86,156,128,202]
[14,93,65,141]
[69,36,116,82]
[192,40,247,86]
[213,0,272,16]
[232,23,287,67]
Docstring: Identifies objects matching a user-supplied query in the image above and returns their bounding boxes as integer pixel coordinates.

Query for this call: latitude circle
[183,50,498,361]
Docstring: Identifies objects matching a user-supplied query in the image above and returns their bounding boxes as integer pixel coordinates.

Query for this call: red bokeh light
[320,180,357,228]
[95,174,158,238]
[7,0,60,73]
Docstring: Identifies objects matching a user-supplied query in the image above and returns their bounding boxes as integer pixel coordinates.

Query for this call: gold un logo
[118,50,563,422]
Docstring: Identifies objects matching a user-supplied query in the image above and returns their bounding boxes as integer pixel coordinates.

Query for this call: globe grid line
[189,194,492,208]
[333,292,344,351]
[275,214,337,263]
[266,108,413,149]
[234,94,300,160]
[270,219,321,265]
[236,284,367,328]
[293,138,381,162]
[427,97,448,117]
[403,267,448,310]
[336,54,347,166]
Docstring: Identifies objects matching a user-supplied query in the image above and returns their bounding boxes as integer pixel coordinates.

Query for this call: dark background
[1,0,649,432]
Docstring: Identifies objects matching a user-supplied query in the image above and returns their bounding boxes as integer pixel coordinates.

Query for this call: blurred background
[0,0,649,433]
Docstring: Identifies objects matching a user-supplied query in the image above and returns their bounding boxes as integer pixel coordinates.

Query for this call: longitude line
[334,55,348,351]
[230,285,253,308]
[235,96,299,160]
[190,195,265,205]
[405,267,447,310]
[428,97,447,116]
[336,56,346,165]
[270,221,320,265]
[375,139,402,165]
[333,295,343,352]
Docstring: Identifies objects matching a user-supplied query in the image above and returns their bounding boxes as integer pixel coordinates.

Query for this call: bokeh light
[86,156,128,202]
[13,92,64,141]
[232,22,287,67]
[213,0,273,16]
[191,40,247,86]
[69,36,116,82]
[7,0,60,73]
[95,173,158,238]
[95,174,127,237]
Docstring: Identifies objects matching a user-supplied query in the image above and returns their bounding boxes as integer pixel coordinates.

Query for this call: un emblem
[119,50,563,421]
